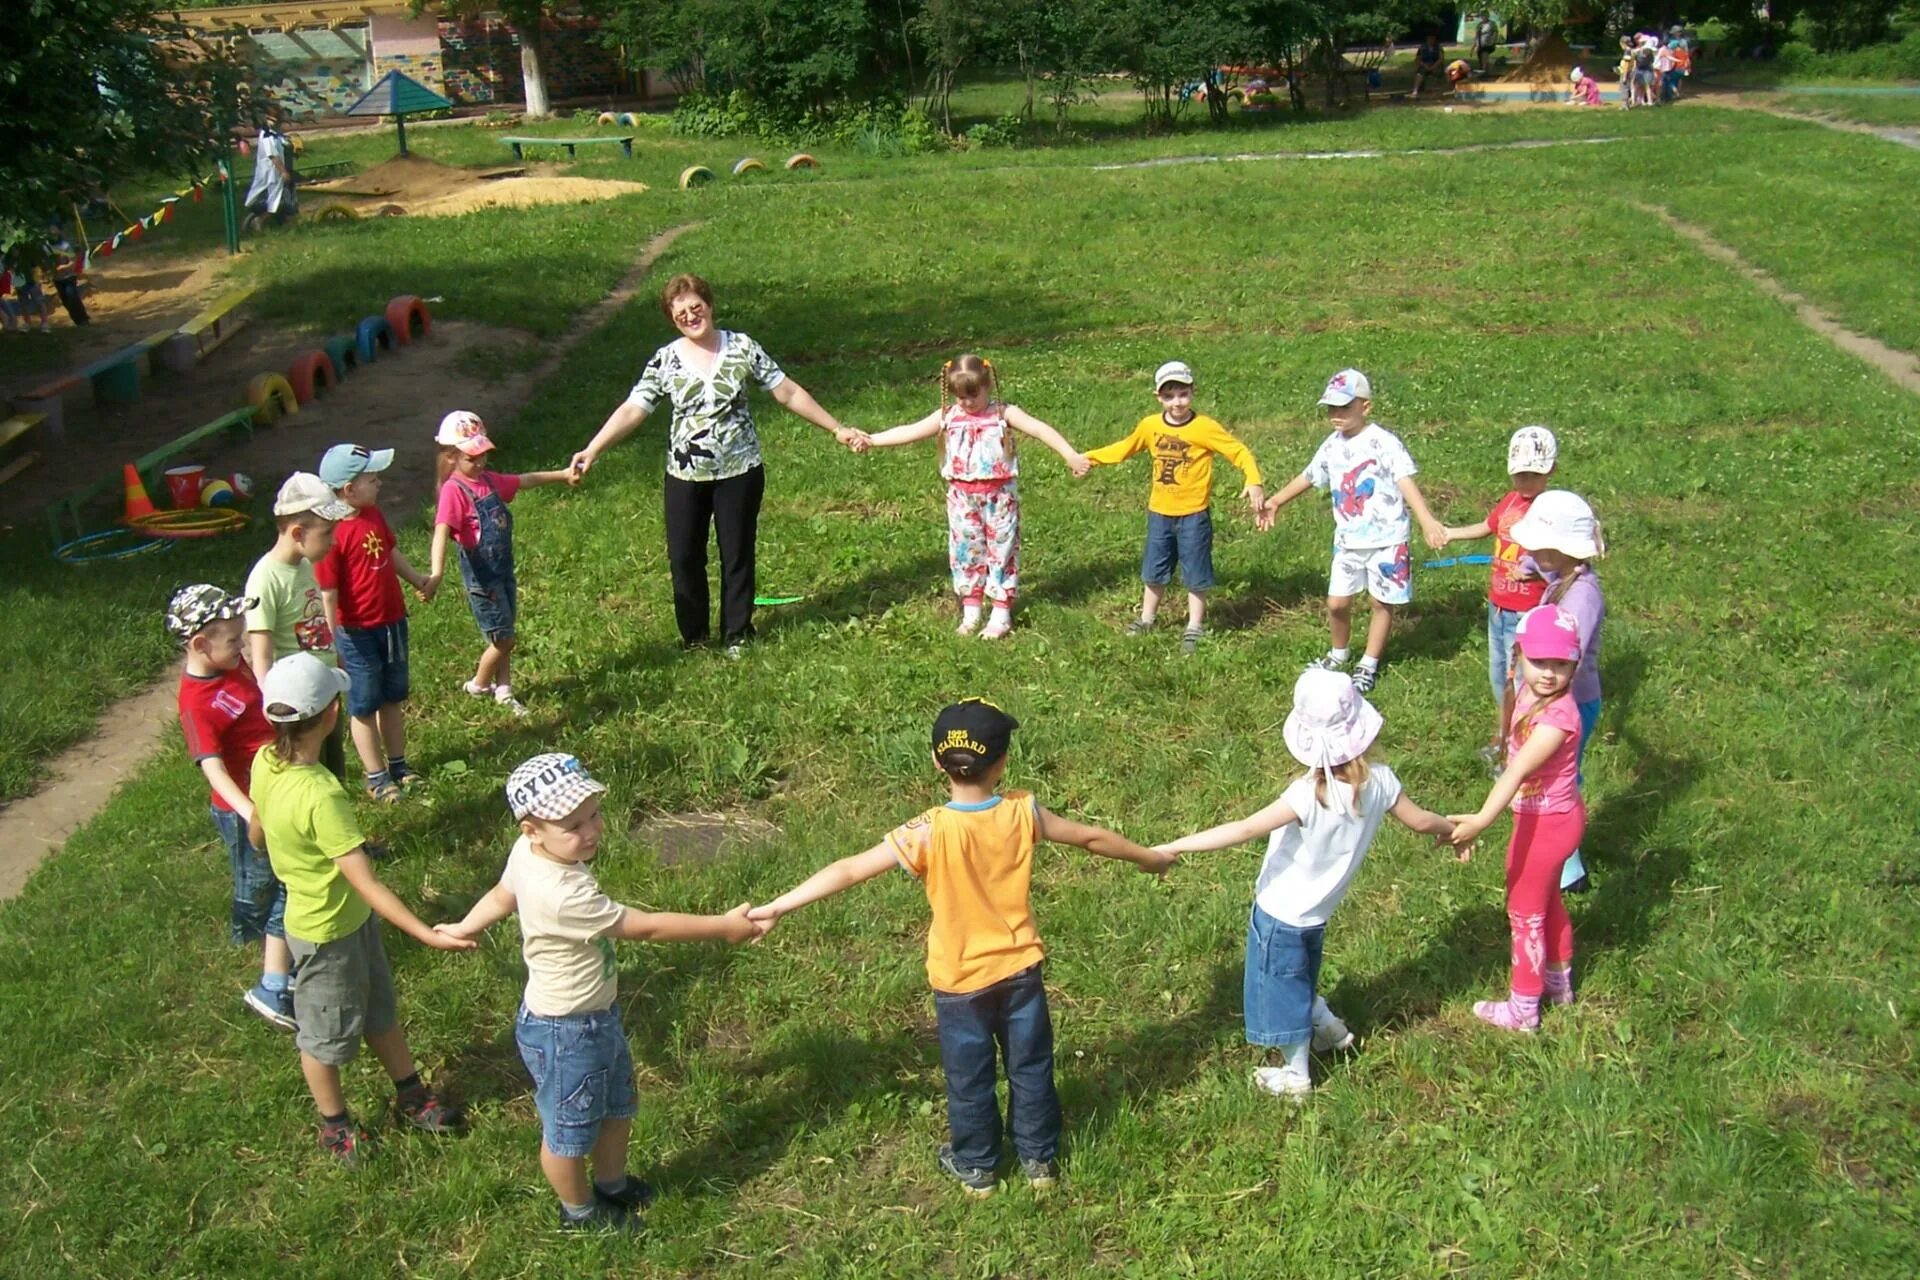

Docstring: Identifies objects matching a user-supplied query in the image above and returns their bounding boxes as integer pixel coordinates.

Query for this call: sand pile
[304,154,647,218]
[1498,33,1581,84]
[409,176,649,216]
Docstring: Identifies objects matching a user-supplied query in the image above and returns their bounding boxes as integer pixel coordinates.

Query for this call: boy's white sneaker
[1253,1065,1312,1099]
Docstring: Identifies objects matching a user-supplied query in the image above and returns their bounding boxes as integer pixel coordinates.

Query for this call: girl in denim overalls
[428,410,577,716]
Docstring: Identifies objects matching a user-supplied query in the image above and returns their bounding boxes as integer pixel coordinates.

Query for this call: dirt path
[1722,95,1920,151]
[1641,203,1920,397]
[0,221,703,903]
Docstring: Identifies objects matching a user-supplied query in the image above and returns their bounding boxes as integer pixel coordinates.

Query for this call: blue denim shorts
[210,805,286,943]
[1142,510,1215,591]
[1243,905,1324,1046]
[334,619,411,717]
[1487,602,1524,705]
[462,574,518,645]
[516,1004,637,1158]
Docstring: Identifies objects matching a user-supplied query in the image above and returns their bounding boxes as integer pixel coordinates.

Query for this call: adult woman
[243,111,297,230]
[572,273,865,656]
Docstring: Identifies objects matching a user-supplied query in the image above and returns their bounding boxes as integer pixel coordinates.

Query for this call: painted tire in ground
[355,316,395,363]
[678,166,715,189]
[286,349,336,404]
[247,372,299,423]
[385,295,432,345]
[731,157,767,176]
[288,134,305,153]
[597,111,617,125]
[375,204,406,217]
[617,112,636,126]
[785,153,818,170]
[53,528,170,565]
[314,204,358,222]
[322,334,358,380]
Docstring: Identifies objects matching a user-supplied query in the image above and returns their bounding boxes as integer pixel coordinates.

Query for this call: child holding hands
[1155,668,1453,1096]
[748,699,1173,1196]
[860,354,1090,638]
[436,753,759,1231]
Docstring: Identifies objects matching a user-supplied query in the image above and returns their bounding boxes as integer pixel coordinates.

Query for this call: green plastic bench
[502,135,633,160]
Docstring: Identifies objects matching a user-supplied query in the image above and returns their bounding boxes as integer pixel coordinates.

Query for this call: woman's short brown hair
[660,273,714,321]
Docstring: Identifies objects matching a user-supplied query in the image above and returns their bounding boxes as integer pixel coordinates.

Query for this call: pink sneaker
[979,615,1012,640]
[1473,998,1539,1032]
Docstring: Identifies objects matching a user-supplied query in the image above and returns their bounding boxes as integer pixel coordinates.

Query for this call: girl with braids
[1503,491,1606,894]
[861,354,1090,639]
[1449,603,1590,1032]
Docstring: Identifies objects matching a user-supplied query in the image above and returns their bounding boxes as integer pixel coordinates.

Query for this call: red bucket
[164,464,207,509]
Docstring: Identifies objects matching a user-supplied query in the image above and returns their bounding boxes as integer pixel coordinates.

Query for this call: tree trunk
[519,23,551,119]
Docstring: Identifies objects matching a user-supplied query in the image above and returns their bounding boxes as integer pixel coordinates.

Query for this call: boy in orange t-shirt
[749,699,1173,1197]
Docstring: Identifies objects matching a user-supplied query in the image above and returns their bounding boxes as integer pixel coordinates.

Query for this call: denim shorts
[289,915,397,1065]
[516,1003,637,1158]
[462,574,518,645]
[1243,905,1325,1046]
[210,805,286,943]
[334,620,410,717]
[1142,510,1215,591]
[1487,603,1524,705]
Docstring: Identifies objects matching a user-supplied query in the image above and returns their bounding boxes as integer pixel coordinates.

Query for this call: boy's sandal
[319,1120,372,1165]
[396,1088,463,1133]
[392,770,429,791]
[367,780,402,804]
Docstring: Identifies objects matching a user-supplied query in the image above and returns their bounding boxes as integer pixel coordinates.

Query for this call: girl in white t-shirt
[1155,668,1454,1097]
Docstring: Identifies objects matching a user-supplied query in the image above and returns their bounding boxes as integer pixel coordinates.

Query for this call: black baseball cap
[932,698,1020,767]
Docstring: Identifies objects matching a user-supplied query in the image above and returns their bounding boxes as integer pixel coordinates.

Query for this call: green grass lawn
[2,104,1917,1276]
[1777,89,1920,126]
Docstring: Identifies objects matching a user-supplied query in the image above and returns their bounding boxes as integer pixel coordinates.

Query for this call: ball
[229,472,254,500]
[200,479,236,507]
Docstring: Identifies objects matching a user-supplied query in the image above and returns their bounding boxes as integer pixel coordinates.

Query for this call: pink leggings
[1504,803,1586,996]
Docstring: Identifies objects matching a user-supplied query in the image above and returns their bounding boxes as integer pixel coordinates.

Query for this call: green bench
[502,135,633,160]
[11,328,178,436]
[296,160,356,183]
[44,406,257,544]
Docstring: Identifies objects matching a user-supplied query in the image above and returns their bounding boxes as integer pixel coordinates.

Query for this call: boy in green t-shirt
[250,653,473,1163]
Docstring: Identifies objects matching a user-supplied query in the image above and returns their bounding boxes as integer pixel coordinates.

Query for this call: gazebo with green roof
[343,71,452,157]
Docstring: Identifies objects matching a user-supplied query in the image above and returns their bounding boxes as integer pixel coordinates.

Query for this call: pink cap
[1515,604,1582,663]
[435,410,494,456]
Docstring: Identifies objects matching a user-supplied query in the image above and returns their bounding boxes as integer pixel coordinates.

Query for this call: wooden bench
[502,135,633,161]
[162,287,255,372]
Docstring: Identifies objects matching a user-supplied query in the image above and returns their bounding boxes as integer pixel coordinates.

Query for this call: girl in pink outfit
[1569,66,1603,107]
[861,355,1091,638]
[1447,604,1587,1031]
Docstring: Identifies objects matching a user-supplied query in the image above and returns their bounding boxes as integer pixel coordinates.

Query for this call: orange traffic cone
[123,464,157,523]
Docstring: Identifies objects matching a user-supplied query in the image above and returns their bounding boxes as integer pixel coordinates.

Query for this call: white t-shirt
[1253,765,1403,928]
[1303,423,1418,549]
[503,836,627,1017]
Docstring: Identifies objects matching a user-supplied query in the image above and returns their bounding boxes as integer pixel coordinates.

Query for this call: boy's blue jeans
[933,963,1061,1171]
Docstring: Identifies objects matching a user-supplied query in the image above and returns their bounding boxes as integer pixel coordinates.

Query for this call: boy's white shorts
[1328,542,1412,605]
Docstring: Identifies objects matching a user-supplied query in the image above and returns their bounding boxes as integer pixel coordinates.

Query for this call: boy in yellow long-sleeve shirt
[1086,360,1265,653]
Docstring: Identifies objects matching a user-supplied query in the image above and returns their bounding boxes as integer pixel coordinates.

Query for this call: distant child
[860,354,1090,639]
[2,257,50,332]
[748,699,1174,1196]
[1085,360,1266,654]
[435,753,760,1231]
[1670,40,1693,96]
[1508,490,1605,894]
[1437,426,1558,768]
[247,473,354,781]
[1654,40,1678,102]
[1632,36,1658,107]
[428,410,577,717]
[1154,669,1453,1097]
[315,443,437,802]
[249,654,473,1162]
[167,583,294,1031]
[1616,38,1635,109]
[1263,369,1446,693]
[1569,66,1603,107]
[1446,604,1587,1031]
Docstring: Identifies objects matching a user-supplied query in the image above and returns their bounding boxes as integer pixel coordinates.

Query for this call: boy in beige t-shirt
[437,753,759,1232]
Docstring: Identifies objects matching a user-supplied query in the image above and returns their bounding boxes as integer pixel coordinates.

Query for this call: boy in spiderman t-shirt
[315,443,437,803]
[1440,427,1559,770]
[168,584,296,1031]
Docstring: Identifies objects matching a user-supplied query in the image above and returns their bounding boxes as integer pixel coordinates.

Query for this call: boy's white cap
[1282,668,1383,814]
[272,471,354,520]
[506,752,607,821]
[260,652,351,722]
[1507,426,1558,475]
[1153,360,1195,390]
[1318,369,1372,406]
[1509,489,1604,560]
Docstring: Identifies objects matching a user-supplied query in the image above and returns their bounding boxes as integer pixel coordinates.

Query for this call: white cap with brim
[272,472,355,521]
[1506,426,1558,475]
[1318,369,1372,406]
[260,653,351,722]
[1508,489,1603,560]
[1154,360,1195,390]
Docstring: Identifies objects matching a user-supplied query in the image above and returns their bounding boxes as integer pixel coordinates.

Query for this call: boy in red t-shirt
[1437,426,1557,768]
[167,583,296,1030]
[315,444,438,802]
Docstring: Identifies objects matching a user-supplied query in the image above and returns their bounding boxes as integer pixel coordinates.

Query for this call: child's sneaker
[979,615,1012,640]
[593,1176,657,1212]
[493,687,530,718]
[559,1200,643,1233]
[1252,1065,1312,1100]
[1310,1009,1355,1054]
[1472,998,1540,1032]
[318,1118,371,1166]
[937,1143,996,1197]
[1311,652,1348,672]
[1352,662,1379,694]
[462,679,493,698]
[394,1086,463,1133]
[1020,1157,1059,1190]
[1125,618,1157,636]
[243,982,298,1032]
[1181,625,1204,655]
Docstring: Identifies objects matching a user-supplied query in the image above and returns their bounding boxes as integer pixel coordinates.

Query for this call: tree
[1005,0,1121,134]
[1115,0,1260,127]
[419,0,559,118]
[594,0,879,117]
[0,0,244,259]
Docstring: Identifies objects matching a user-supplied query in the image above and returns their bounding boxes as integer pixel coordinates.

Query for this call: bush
[1775,29,1920,78]
[963,112,1025,149]
[669,90,943,154]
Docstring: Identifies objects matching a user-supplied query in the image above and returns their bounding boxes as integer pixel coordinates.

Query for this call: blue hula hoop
[53,527,171,565]
[1422,554,1493,569]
